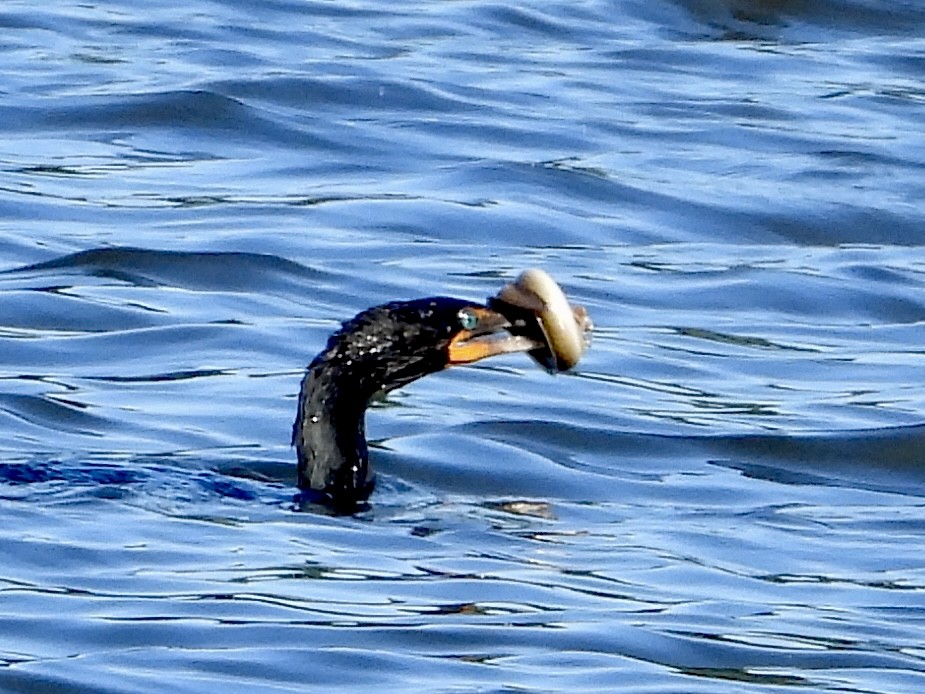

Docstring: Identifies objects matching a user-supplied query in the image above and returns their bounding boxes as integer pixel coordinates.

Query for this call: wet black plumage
[293,297,532,510]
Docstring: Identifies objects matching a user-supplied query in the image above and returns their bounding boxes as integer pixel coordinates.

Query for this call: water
[2,0,925,691]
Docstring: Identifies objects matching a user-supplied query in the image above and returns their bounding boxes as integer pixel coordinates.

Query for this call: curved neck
[292,362,374,505]
[292,299,464,506]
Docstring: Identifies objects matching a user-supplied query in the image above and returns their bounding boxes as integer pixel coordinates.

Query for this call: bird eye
[458,308,479,331]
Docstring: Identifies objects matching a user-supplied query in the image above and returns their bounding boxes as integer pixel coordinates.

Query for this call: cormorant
[293,271,590,510]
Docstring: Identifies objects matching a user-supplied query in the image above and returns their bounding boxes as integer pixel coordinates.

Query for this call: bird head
[315,297,541,398]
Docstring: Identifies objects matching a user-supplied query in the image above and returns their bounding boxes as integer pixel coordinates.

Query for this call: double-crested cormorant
[293,271,590,510]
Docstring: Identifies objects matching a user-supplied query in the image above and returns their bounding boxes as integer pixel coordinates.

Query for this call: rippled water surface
[2,1,925,691]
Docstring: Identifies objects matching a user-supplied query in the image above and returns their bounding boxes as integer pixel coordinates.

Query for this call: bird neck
[293,359,374,505]
[292,300,455,507]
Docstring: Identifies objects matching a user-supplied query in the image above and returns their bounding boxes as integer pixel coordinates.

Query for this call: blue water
[2,1,925,691]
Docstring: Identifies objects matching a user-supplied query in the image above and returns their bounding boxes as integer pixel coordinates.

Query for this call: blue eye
[458,309,479,330]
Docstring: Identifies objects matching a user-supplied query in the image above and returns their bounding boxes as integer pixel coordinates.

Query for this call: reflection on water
[2,0,925,691]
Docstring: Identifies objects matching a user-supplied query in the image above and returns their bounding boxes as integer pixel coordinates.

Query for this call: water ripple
[2,0,925,691]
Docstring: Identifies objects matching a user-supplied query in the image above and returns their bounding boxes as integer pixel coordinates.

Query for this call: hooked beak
[447,307,543,365]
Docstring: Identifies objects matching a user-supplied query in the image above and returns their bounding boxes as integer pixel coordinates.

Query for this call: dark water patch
[85,368,230,384]
[755,204,925,249]
[6,246,329,294]
[0,459,142,488]
[670,0,925,39]
[452,419,925,499]
[671,326,820,353]
[0,90,347,151]
[479,4,586,39]
[0,392,113,438]
[0,454,290,509]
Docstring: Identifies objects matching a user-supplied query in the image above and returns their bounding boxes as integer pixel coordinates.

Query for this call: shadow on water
[668,0,925,37]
